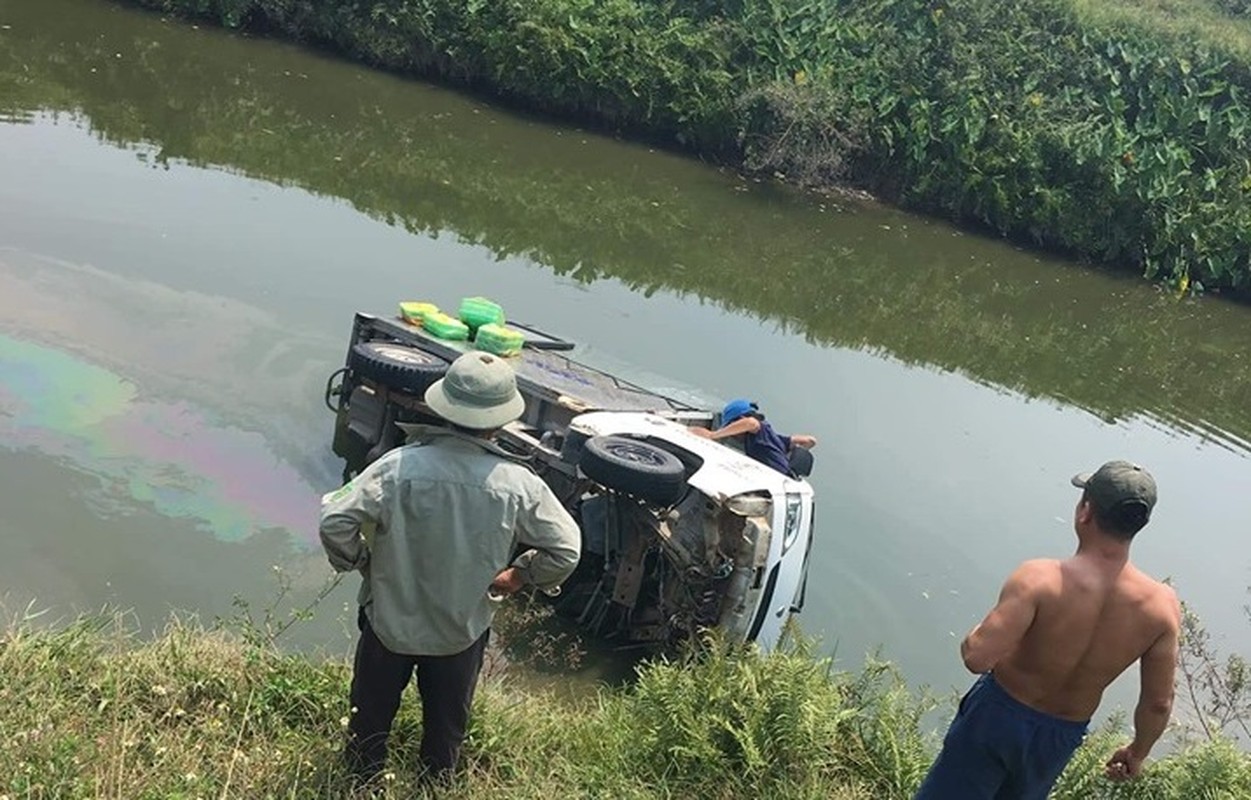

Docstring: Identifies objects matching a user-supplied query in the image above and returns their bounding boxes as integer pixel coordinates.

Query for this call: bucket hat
[424,352,525,430]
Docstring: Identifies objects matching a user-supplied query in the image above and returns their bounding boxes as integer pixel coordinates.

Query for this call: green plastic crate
[424,312,470,341]
[399,301,440,326]
[458,296,505,331]
[474,323,526,357]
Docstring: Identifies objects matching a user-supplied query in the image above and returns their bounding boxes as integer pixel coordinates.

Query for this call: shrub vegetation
[3,613,1250,799]
[123,0,1251,295]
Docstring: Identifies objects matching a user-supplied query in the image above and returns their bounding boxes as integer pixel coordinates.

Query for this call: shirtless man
[914,460,1181,800]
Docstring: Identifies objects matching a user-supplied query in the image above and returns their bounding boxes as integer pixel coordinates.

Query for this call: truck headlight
[781,494,803,555]
[726,494,772,517]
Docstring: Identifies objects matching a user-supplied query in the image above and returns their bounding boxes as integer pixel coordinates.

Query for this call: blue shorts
[914,673,1088,800]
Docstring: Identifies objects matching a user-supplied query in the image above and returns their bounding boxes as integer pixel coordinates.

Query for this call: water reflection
[2,0,1250,700]
[2,0,1250,454]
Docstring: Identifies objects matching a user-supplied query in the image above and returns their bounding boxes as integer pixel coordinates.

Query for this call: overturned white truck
[325,312,816,652]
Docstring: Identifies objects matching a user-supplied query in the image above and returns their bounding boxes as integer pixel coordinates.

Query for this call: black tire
[560,427,592,465]
[579,436,687,506]
[348,342,448,395]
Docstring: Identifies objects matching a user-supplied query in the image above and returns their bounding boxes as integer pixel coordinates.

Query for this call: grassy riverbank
[3,616,1249,799]
[122,0,1251,295]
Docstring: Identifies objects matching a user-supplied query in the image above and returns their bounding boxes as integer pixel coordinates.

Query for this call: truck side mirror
[788,446,814,478]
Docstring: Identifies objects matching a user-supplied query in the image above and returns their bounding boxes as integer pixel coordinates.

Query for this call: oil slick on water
[0,333,318,543]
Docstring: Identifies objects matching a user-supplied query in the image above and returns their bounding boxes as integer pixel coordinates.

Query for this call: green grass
[1073,0,1251,59]
[2,614,1249,799]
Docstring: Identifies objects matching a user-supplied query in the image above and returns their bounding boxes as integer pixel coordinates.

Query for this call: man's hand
[689,427,713,439]
[791,434,817,449]
[489,567,525,597]
[1104,746,1145,781]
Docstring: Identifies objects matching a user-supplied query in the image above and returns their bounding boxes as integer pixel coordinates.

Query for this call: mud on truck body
[325,312,816,653]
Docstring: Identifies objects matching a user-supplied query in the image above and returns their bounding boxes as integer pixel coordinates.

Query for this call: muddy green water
[2,0,1250,709]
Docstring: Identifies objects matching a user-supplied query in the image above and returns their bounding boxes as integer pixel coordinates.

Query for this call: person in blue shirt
[692,399,816,475]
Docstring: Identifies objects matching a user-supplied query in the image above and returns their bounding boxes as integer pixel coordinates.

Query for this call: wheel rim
[372,344,440,366]
[604,440,669,467]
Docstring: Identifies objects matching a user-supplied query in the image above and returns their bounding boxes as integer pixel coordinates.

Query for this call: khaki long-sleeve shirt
[319,434,581,656]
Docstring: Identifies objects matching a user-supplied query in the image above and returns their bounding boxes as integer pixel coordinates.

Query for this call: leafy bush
[122,0,1251,293]
[4,614,1249,798]
[1219,0,1251,19]
[1054,732,1251,798]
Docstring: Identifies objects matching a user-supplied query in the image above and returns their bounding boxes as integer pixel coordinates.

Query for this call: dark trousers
[914,674,1087,800]
[345,607,489,781]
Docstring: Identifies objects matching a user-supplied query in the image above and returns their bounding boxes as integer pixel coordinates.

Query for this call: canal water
[2,0,1250,713]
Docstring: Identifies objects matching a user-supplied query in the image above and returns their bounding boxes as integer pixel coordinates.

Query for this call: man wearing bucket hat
[915,461,1181,800]
[691,399,816,476]
[320,352,581,786]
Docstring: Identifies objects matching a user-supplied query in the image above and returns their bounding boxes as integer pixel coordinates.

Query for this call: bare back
[991,556,1178,720]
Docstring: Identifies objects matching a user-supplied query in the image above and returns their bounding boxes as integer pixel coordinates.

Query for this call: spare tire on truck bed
[579,435,687,506]
[348,342,448,395]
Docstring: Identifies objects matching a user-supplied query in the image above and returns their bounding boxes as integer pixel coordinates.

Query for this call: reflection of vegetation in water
[124,0,1251,294]
[3,0,1251,451]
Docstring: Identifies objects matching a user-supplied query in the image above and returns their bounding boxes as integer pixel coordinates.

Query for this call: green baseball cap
[1071,460,1157,516]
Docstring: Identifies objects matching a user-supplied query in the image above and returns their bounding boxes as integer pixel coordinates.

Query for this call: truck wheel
[348,342,448,395]
[579,436,687,506]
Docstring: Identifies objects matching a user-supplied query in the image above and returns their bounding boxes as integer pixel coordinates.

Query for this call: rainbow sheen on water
[0,334,317,543]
